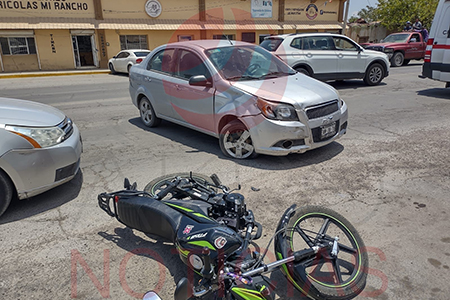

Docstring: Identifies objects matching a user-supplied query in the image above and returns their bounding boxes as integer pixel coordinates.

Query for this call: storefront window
[213,34,235,40]
[0,37,36,55]
[241,32,256,43]
[119,35,148,50]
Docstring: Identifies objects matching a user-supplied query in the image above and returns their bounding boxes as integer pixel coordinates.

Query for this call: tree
[357,5,379,23]
[376,0,439,31]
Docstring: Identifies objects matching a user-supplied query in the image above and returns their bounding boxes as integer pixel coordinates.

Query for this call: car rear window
[134,51,150,57]
[260,38,283,52]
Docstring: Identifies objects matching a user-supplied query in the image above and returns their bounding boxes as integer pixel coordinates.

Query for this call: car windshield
[134,51,150,57]
[382,34,410,43]
[259,38,283,52]
[205,45,295,81]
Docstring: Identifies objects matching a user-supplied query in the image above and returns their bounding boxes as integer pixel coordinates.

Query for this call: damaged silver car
[129,40,348,159]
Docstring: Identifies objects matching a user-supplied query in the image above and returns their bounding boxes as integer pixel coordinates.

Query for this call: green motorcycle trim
[187,240,215,250]
[232,287,265,300]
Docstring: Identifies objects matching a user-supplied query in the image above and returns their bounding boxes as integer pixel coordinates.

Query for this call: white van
[420,0,450,86]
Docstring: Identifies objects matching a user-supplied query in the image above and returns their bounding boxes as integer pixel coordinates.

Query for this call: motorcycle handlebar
[155,178,181,200]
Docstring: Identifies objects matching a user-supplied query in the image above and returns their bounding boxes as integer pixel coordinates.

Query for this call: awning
[0,17,343,31]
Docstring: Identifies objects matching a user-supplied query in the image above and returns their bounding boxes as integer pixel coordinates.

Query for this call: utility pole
[343,0,350,35]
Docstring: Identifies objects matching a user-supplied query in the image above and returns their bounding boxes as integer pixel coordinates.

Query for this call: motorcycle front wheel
[144,172,215,200]
[278,206,368,300]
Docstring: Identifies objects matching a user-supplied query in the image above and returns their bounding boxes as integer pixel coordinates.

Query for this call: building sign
[145,0,161,18]
[0,0,89,11]
[305,4,318,20]
[251,0,272,18]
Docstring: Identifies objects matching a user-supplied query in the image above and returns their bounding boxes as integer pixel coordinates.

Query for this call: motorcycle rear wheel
[144,173,215,200]
[279,206,368,300]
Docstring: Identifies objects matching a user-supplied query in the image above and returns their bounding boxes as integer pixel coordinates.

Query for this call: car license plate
[321,122,336,139]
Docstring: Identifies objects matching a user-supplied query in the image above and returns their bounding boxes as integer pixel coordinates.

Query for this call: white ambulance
[420,0,450,87]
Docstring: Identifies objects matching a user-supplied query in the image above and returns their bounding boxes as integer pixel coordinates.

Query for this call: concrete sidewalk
[0,69,111,79]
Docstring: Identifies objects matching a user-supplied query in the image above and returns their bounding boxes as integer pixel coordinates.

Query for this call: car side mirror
[113,56,116,59]
[189,75,212,87]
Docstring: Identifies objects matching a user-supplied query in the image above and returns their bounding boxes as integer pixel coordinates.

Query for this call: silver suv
[260,33,390,86]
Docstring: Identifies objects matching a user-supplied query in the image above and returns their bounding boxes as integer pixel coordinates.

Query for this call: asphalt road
[0,62,449,300]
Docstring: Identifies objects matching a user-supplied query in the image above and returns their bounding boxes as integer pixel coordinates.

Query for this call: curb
[0,70,111,79]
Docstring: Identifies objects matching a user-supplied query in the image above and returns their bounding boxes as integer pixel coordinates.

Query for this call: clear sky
[348,0,379,19]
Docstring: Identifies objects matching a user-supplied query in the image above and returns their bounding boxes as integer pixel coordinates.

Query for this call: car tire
[391,52,404,67]
[139,96,161,128]
[0,170,13,217]
[109,63,116,74]
[219,120,258,159]
[364,63,384,86]
[402,59,410,66]
[295,67,311,77]
[127,64,132,74]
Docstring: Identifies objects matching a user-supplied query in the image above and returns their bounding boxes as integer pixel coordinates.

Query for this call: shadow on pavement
[98,227,191,292]
[129,117,344,170]
[327,80,387,90]
[417,88,450,100]
[0,170,83,224]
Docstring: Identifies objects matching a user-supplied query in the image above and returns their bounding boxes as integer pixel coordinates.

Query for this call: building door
[72,35,97,68]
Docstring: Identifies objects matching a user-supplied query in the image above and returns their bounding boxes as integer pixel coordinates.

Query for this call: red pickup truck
[361,32,426,67]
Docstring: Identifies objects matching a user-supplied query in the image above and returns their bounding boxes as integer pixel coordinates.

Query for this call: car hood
[365,42,402,48]
[230,73,339,109]
[0,97,65,127]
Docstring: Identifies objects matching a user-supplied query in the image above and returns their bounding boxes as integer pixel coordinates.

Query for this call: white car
[260,33,390,86]
[108,49,151,74]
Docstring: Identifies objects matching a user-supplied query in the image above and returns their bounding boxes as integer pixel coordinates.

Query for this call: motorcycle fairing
[230,275,274,300]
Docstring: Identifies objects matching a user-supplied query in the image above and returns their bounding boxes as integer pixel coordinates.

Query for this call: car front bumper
[242,102,348,156]
[0,124,83,199]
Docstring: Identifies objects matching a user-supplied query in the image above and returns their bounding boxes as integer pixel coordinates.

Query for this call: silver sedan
[129,40,348,159]
[0,98,82,217]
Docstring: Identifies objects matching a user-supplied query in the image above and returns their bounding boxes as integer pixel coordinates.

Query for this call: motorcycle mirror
[143,291,162,300]
[124,178,131,189]
[210,173,222,186]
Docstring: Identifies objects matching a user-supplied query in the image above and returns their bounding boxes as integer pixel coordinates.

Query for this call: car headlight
[257,98,299,121]
[5,125,66,148]
[383,47,394,58]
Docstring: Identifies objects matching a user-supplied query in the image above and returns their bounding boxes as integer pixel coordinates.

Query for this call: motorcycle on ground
[98,172,368,300]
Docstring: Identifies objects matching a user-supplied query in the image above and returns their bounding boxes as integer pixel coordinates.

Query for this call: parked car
[420,0,450,87]
[0,98,82,217]
[362,32,426,67]
[129,40,348,159]
[108,49,151,74]
[260,33,389,85]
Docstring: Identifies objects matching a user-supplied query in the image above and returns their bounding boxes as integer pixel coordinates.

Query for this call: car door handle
[144,77,151,82]
[306,53,313,58]
[338,53,343,58]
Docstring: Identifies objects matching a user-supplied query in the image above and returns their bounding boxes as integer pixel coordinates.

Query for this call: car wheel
[109,63,116,74]
[0,170,13,217]
[139,96,161,127]
[391,52,404,67]
[219,120,258,159]
[295,67,311,76]
[364,63,384,86]
[127,64,132,74]
[402,59,410,66]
